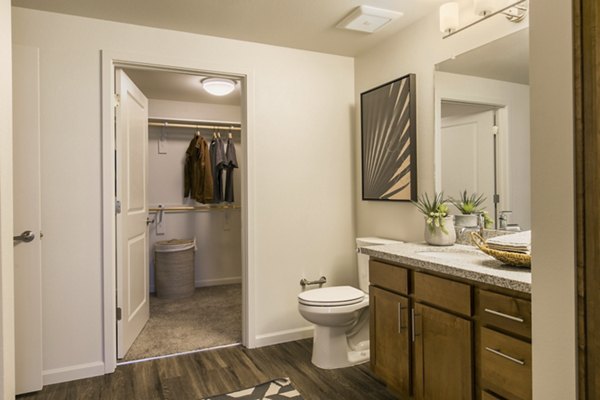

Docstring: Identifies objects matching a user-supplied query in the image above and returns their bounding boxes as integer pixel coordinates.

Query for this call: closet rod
[149,205,241,213]
[148,121,241,131]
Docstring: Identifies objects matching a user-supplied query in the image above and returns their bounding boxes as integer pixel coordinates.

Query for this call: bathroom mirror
[434,28,530,230]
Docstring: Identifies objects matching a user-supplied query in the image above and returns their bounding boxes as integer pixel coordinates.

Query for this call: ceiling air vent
[336,5,403,33]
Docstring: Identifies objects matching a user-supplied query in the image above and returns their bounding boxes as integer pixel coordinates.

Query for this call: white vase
[454,214,478,228]
[424,216,457,246]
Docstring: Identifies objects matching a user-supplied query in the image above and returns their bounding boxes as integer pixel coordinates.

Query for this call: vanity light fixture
[474,0,495,16]
[201,78,236,96]
[440,0,528,39]
[439,2,460,35]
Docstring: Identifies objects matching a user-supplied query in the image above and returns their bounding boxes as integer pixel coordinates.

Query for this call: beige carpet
[122,284,241,361]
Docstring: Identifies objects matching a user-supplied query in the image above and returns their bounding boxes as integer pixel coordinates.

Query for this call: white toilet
[298,237,402,369]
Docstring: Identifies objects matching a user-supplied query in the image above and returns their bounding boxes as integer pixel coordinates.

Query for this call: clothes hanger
[228,126,233,140]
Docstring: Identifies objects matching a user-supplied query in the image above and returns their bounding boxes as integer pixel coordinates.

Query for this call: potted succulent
[450,190,487,228]
[412,192,456,246]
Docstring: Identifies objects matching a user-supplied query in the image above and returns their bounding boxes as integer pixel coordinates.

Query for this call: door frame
[574,0,600,397]
[100,50,255,373]
[433,87,510,216]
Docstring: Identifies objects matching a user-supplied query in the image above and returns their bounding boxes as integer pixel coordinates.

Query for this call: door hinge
[113,93,121,108]
[493,194,500,204]
[115,199,122,214]
[116,307,122,321]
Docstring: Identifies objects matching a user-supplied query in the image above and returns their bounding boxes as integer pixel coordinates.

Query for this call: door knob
[13,230,35,243]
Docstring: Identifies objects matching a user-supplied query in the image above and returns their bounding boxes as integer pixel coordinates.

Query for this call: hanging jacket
[184,136,214,203]
[210,137,226,203]
[224,137,239,203]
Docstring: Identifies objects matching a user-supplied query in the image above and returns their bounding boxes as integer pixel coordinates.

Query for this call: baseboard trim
[43,361,105,385]
[253,326,314,348]
[195,276,241,287]
[150,277,242,293]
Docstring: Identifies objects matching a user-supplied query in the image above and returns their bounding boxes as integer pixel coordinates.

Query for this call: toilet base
[311,325,369,369]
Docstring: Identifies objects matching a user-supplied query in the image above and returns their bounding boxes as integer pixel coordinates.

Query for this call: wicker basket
[470,232,531,268]
[154,239,195,299]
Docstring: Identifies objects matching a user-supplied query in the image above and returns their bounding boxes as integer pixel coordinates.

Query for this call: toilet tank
[356,237,403,293]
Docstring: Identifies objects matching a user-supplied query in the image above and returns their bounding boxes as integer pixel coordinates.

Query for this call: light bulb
[439,2,459,34]
[201,78,236,96]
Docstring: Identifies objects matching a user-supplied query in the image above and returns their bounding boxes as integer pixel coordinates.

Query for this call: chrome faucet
[499,211,512,230]
[476,212,485,236]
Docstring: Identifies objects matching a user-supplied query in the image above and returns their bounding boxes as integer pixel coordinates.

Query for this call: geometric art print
[361,73,417,201]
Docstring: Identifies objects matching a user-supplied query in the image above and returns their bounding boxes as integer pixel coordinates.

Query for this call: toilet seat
[298,286,365,307]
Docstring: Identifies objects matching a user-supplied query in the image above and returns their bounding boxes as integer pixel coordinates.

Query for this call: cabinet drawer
[413,272,471,316]
[481,327,532,400]
[478,289,531,339]
[369,260,408,295]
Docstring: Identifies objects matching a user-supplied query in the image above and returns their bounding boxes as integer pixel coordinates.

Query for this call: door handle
[13,230,35,243]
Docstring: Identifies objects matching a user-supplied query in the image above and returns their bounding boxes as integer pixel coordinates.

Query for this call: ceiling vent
[336,5,403,33]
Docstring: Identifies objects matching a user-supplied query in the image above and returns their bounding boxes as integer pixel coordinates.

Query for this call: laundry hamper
[154,239,196,299]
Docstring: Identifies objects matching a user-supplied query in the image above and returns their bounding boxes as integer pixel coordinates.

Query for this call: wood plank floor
[17,339,397,399]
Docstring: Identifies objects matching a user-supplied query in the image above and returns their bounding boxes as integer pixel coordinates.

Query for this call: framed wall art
[361,73,417,201]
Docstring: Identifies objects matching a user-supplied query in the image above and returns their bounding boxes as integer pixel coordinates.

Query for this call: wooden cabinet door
[414,303,473,400]
[370,286,411,397]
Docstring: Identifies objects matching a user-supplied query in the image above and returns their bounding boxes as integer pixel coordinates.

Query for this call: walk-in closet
[118,68,243,362]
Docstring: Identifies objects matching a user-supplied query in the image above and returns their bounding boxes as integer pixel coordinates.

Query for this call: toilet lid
[298,286,365,306]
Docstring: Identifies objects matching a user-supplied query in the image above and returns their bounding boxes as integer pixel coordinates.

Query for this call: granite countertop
[360,242,531,293]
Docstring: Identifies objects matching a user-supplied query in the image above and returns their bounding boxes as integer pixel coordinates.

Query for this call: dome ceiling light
[201,78,236,96]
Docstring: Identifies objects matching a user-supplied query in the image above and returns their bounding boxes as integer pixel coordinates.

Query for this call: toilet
[298,237,402,369]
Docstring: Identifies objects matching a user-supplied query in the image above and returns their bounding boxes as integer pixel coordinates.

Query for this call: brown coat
[184,136,213,203]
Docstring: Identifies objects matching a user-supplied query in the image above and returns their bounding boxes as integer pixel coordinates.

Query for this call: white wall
[12,7,355,383]
[0,1,15,398]
[530,0,577,398]
[354,9,527,241]
[435,72,531,229]
[147,99,242,290]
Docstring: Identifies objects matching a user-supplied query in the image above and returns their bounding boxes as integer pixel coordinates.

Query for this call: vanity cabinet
[413,272,473,400]
[477,289,532,400]
[413,303,472,400]
[369,259,531,400]
[370,286,411,397]
[369,260,411,397]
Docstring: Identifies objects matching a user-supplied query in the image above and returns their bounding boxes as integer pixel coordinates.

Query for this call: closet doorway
[112,65,246,363]
[440,101,503,225]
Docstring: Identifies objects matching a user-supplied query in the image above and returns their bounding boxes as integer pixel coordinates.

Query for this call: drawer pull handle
[411,308,415,341]
[397,303,407,332]
[484,308,525,323]
[485,347,525,365]
[411,309,421,342]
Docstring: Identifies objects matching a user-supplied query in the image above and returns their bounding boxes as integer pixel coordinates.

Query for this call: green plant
[450,190,487,215]
[482,211,494,229]
[412,192,450,234]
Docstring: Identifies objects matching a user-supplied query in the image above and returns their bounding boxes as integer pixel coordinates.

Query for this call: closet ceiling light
[201,78,236,96]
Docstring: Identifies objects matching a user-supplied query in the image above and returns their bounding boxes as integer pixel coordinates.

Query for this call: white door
[12,45,43,394]
[441,109,496,215]
[116,69,150,359]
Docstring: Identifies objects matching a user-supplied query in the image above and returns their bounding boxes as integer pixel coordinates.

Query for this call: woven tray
[470,232,531,268]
